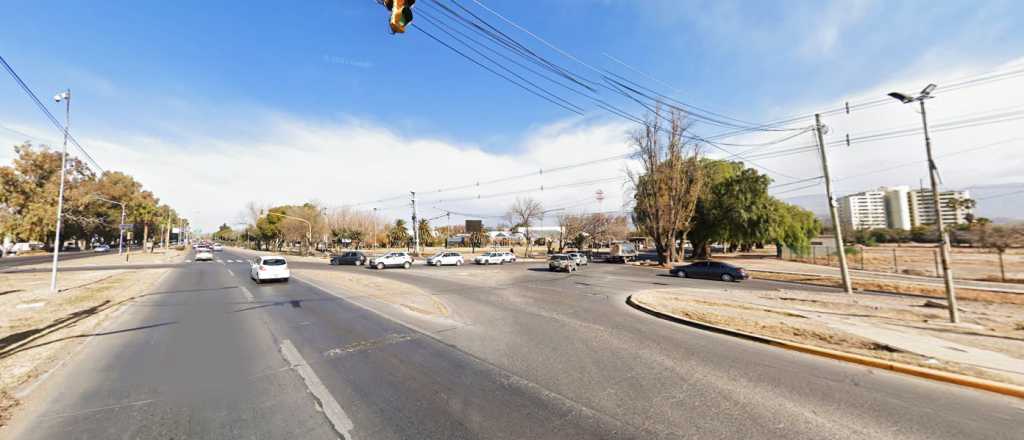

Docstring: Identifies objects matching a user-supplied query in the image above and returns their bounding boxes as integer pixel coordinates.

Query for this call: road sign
[119,223,134,231]
[465,220,482,233]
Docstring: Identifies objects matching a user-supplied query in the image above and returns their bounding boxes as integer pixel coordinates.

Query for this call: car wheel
[456,260,462,266]
[721,273,734,282]
[329,260,335,266]
[376,262,385,270]
[675,270,686,278]
[254,275,261,284]
[499,260,505,265]
[403,261,411,269]
[283,278,289,283]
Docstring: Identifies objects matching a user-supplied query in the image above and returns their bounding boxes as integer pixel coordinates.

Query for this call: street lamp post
[49,89,71,293]
[263,211,312,256]
[91,194,127,254]
[888,84,959,323]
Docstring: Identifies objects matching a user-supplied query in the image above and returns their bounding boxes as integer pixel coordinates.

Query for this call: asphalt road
[0,250,93,268]
[7,249,1023,439]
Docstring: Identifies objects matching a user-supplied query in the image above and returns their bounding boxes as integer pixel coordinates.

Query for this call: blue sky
[2,1,1023,229]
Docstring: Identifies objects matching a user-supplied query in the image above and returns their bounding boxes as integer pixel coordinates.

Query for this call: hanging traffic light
[383,0,415,34]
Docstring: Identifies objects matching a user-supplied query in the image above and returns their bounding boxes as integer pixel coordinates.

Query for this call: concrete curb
[625,294,1024,400]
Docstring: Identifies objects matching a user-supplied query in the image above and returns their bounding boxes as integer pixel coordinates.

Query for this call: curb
[625,294,1024,400]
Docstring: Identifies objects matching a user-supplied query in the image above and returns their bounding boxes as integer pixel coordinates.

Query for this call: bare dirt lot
[772,244,1023,283]
[632,286,1024,386]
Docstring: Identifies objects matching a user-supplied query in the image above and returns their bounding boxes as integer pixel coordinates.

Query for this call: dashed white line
[279,340,354,438]
[238,285,255,302]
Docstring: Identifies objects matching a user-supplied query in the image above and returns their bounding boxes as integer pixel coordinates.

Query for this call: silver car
[548,254,577,272]
[567,252,588,266]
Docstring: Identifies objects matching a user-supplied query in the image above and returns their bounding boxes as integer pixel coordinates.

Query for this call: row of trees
[629,108,820,264]
[0,143,183,251]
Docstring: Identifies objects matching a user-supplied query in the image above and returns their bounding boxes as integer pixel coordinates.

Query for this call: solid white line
[238,285,255,302]
[279,340,354,438]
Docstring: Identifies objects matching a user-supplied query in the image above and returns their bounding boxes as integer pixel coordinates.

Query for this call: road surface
[6,249,1022,439]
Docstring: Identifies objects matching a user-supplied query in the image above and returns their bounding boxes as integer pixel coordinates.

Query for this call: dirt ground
[748,270,1024,304]
[294,268,451,318]
[0,253,182,426]
[769,244,1023,283]
[632,287,1024,386]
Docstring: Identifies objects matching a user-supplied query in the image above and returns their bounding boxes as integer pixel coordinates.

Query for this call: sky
[2,0,1023,232]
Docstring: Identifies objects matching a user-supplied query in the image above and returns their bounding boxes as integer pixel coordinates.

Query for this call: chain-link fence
[780,244,1022,283]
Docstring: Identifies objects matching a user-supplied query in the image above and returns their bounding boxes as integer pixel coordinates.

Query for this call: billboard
[465,220,483,233]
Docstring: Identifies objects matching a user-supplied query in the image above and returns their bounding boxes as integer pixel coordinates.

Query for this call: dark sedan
[330,251,368,266]
[670,261,748,282]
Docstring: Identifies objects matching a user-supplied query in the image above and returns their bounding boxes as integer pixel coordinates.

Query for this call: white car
[195,247,213,261]
[501,252,517,263]
[370,252,413,269]
[93,244,111,253]
[474,252,507,265]
[567,252,589,266]
[212,243,224,252]
[250,255,290,283]
[426,251,463,266]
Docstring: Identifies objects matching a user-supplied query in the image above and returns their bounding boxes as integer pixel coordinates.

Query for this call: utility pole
[446,212,451,249]
[50,89,71,293]
[887,84,958,323]
[920,100,959,323]
[410,191,419,255]
[814,114,853,294]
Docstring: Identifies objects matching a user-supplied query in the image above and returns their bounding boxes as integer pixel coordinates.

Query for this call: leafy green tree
[771,201,821,255]
[389,219,409,247]
[418,218,434,247]
[689,161,775,258]
[213,223,235,242]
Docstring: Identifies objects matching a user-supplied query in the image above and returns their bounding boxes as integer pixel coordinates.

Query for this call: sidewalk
[630,285,1024,388]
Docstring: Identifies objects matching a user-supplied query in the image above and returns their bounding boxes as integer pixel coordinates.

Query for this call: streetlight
[90,194,127,255]
[887,83,959,323]
[49,89,71,293]
[262,211,312,256]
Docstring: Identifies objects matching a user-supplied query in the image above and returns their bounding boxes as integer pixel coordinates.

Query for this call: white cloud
[34,114,639,232]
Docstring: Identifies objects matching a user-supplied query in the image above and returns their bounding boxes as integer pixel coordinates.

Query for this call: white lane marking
[184,259,191,263]
[15,302,46,309]
[239,285,255,302]
[216,259,224,263]
[279,340,354,438]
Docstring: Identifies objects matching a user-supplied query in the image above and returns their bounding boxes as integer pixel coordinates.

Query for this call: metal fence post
[893,248,899,274]
[812,246,816,265]
[860,249,865,270]
[998,251,1006,282]
[934,249,940,278]
[827,247,832,267]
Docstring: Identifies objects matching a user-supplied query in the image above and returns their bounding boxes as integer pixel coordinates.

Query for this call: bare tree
[506,197,544,256]
[628,106,704,265]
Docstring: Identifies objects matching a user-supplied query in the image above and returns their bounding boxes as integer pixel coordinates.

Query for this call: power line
[0,55,105,173]
[976,189,1024,201]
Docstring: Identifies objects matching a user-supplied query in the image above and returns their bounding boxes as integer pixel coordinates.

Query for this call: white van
[250,255,290,284]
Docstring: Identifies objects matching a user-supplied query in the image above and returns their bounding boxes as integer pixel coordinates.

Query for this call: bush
[843,245,860,256]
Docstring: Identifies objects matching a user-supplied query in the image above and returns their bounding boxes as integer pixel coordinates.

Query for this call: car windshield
[262,259,286,266]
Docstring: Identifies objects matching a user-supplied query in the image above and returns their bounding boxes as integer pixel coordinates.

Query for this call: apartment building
[909,189,973,226]
[838,186,973,230]
[837,190,889,230]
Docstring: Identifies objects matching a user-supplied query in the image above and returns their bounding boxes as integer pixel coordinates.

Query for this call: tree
[213,223,235,242]
[980,225,1024,281]
[418,218,434,247]
[506,197,544,256]
[468,230,489,253]
[389,219,410,248]
[0,143,94,245]
[629,107,704,264]
[771,201,821,256]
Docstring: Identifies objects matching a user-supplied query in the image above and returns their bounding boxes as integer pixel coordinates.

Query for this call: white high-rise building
[838,190,888,230]
[884,185,913,230]
[837,186,973,231]
[908,189,973,227]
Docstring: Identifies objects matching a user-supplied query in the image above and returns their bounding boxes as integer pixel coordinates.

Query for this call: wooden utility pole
[815,114,853,294]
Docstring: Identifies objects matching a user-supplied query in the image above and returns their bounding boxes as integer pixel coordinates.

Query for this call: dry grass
[0,267,171,426]
[748,270,1024,305]
[632,289,1024,386]
[774,244,1023,282]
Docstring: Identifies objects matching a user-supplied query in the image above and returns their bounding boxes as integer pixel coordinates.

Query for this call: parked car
[93,244,111,253]
[501,252,517,263]
[567,252,588,266]
[212,243,224,252]
[474,252,506,265]
[195,247,214,261]
[331,251,369,266]
[250,255,290,283]
[427,251,464,266]
[670,261,748,282]
[548,254,578,272]
[370,252,413,269]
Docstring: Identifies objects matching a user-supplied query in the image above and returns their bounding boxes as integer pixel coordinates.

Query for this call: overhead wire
[0,55,105,173]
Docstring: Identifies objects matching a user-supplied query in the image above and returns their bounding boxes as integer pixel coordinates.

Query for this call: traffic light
[384,0,415,34]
